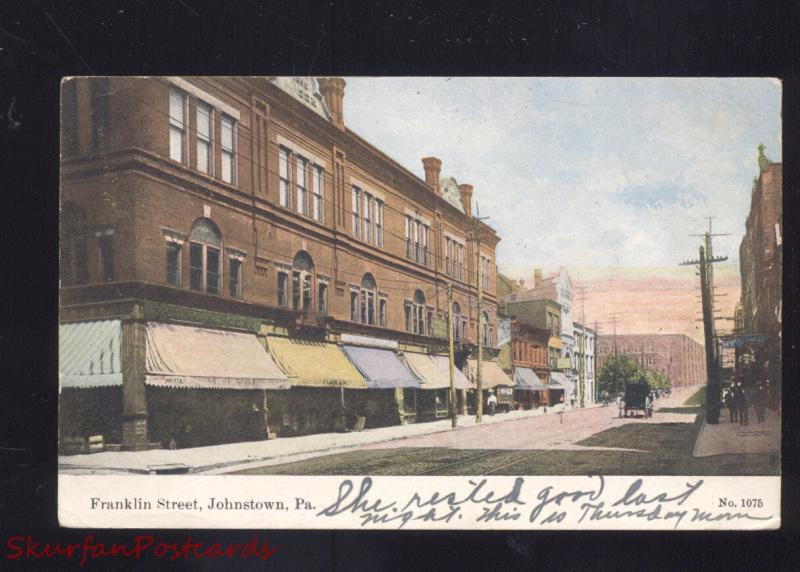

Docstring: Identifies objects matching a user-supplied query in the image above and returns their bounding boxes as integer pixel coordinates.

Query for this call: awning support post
[121,305,150,450]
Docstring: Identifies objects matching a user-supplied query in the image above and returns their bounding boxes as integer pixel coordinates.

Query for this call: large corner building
[59,77,501,450]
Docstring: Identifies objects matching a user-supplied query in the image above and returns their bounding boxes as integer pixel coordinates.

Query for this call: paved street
[231,387,779,476]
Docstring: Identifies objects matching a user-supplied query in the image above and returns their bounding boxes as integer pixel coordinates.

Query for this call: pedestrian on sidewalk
[487,390,497,416]
[724,389,737,423]
[737,385,750,426]
[753,383,766,423]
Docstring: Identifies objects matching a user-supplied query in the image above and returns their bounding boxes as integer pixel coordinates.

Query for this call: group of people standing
[724,382,769,425]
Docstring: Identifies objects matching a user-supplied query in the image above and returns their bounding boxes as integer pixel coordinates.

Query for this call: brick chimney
[458,184,473,217]
[317,77,346,130]
[533,268,543,288]
[421,157,442,194]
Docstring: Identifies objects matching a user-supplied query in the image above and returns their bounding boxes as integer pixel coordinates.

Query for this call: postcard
[58,76,781,530]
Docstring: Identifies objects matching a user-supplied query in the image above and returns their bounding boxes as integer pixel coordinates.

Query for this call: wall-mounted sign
[496,317,512,348]
[432,318,448,340]
[556,357,574,370]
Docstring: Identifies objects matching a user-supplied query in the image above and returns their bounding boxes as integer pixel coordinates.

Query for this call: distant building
[501,267,578,398]
[738,145,782,388]
[596,334,706,389]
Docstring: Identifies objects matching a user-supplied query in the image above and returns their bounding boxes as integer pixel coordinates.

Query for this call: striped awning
[430,355,473,390]
[402,352,471,390]
[548,372,571,390]
[466,359,513,389]
[266,336,367,388]
[513,367,549,390]
[145,322,289,390]
[59,320,123,389]
[342,345,420,389]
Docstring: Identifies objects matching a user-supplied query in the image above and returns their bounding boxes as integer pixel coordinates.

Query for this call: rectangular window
[379,298,387,327]
[375,200,384,247]
[196,101,212,174]
[420,224,429,266]
[277,272,289,307]
[312,165,324,222]
[318,282,328,314]
[220,115,236,184]
[166,242,181,286]
[98,235,114,282]
[405,216,413,259]
[279,147,291,208]
[351,187,361,238]
[402,388,417,415]
[427,309,434,336]
[190,243,203,290]
[229,258,242,297]
[404,303,412,333]
[296,156,308,215]
[482,257,491,289]
[363,193,373,244]
[206,247,220,294]
[350,290,359,321]
[169,89,186,163]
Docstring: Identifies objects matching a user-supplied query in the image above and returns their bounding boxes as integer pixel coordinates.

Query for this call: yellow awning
[402,352,471,390]
[266,336,367,388]
[467,359,513,389]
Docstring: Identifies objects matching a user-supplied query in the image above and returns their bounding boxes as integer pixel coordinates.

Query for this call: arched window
[292,251,314,310]
[360,273,377,325]
[189,218,222,294]
[452,302,462,342]
[60,203,88,286]
[406,290,426,334]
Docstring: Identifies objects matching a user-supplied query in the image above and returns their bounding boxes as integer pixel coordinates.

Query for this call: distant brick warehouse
[59,77,500,450]
[596,334,706,388]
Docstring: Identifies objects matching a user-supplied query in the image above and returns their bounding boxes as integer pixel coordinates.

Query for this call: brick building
[503,321,554,408]
[59,76,500,450]
[737,145,782,388]
[596,334,706,389]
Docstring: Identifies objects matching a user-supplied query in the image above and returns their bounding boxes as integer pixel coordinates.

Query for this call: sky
[341,78,781,341]
[343,77,781,270]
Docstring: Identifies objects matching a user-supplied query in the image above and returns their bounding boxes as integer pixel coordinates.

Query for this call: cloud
[343,77,781,269]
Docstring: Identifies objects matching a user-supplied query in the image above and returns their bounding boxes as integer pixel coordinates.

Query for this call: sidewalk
[60,402,588,475]
[693,406,781,457]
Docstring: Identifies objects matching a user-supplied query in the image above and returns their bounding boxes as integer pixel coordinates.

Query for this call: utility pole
[447,283,457,428]
[594,320,599,403]
[474,203,490,424]
[575,286,589,407]
[681,245,728,424]
[608,315,620,397]
[690,218,730,367]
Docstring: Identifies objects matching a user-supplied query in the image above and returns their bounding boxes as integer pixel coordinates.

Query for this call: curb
[57,402,604,475]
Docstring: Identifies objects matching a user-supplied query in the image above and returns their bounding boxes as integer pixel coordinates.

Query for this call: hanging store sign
[719,334,765,348]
